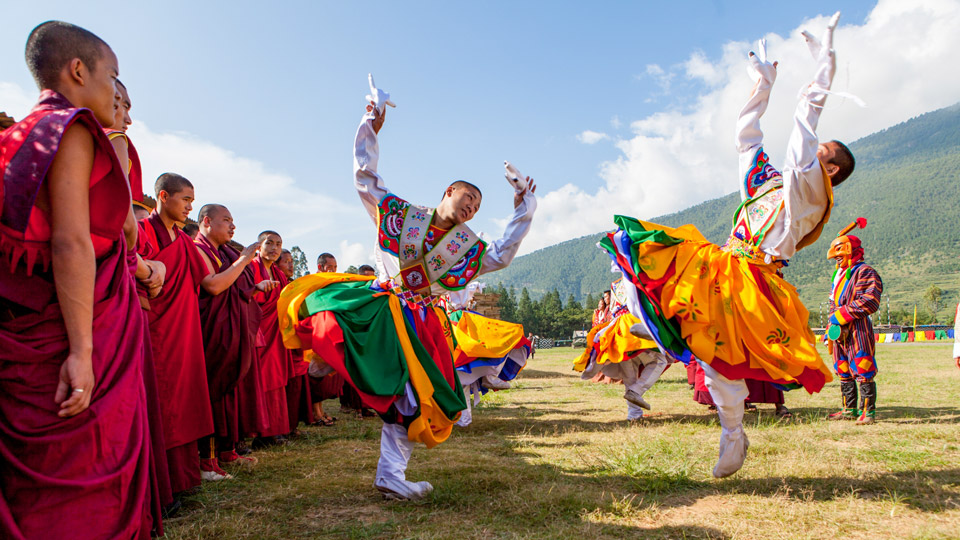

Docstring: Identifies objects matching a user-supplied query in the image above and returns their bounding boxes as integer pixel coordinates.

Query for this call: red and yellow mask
[827,234,863,268]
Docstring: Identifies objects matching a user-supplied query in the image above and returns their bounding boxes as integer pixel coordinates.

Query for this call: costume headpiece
[827,217,866,267]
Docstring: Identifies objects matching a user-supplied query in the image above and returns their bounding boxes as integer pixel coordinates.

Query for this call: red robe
[286,349,315,431]
[0,91,152,539]
[251,257,293,436]
[139,212,212,492]
[195,233,262,444]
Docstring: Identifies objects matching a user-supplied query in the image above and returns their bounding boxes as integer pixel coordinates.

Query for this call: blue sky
[3,1,957,267]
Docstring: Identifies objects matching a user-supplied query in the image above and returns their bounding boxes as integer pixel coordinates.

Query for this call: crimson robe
[195,233,263,443]
[0,91,152,539]
[251,257,293,436]
[139,211,212,492]
[286,350,315,431]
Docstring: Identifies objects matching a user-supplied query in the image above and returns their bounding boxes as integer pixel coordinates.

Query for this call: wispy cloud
[520,0,960,254]
[576,130,610,145]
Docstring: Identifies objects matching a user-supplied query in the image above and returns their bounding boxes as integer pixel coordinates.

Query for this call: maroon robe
[286,350,315,431]
[0,91,152,539]
[251,257,293,436]
[195,233,262,444]
[140,212,212,492]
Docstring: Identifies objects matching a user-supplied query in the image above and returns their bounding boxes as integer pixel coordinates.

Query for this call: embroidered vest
[377,193,487,296]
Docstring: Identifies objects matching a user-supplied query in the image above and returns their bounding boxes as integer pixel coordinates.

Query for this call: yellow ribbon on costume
[277,272,374,351]
[452,311,527,360]
[383,295,459,448]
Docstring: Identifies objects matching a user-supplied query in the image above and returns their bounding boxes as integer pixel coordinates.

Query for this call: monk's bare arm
[199,242,259,295]
[48,124,96,417]
[109,136,137,250]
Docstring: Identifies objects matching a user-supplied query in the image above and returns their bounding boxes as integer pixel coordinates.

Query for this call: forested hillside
[493,103,960,325]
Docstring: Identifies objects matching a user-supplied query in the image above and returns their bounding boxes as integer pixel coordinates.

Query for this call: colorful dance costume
[446,284,532,427]
[601,19,842,477]
[279,88,536,500]
[826,231,882,424]
[574,278,670,420]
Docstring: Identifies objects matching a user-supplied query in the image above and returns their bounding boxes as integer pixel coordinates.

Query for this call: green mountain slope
[493,103,960,323]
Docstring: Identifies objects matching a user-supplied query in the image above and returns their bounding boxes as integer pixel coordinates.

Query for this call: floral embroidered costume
[279,79,536,500]
[602,15,845,477]
[574,278,669,420]
[825,224,883,424]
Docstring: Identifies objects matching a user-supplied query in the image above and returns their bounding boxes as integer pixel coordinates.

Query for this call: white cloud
[338,239,374,269]
[610,115,622,129]
[0,82,37,119]
[524,0,960,254]
[124,122,375,265]
[576,130,610,144]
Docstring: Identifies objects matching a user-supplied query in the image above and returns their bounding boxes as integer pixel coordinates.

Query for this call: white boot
[624,351,668,410]
[626,401,645,421]
[700,360,749,479]
[374,423,432,500]
[629,322,654,340]
[455,391,473,427]
[482,374,511,390]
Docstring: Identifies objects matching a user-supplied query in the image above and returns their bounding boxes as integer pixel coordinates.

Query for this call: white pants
[376,422,415,482]
[698,360,749,478]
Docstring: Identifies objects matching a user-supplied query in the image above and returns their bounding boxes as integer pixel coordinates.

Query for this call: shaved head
[448,180,482,199]
[25,21,109,90]
[154,173,193,197]
[198,203,228,223]
[258,230,281,243]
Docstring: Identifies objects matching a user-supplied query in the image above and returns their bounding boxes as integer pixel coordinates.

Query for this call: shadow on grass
[518,368,581,379]
[773,406,960,424]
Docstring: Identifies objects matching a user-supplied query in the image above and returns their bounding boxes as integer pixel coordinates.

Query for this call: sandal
[775,406,793,419]
[744,402,758,412]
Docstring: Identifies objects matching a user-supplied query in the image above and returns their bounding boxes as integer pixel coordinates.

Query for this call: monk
[278,249,315,435]
[0,21,152,538]
[251,230,294,445]
[105,78,175,523]
[139,172,213,494]
[194,204,270,477]
[306,252,347,425]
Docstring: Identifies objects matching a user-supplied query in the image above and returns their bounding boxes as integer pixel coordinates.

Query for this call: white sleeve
[353,111,390,224]
[478,190,537,275]
[735,78,775,200]
[780,47,836,249]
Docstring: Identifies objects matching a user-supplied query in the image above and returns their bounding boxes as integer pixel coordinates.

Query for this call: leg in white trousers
[699,360,749,478]
[622,351,668,410]
[374,422,433,500]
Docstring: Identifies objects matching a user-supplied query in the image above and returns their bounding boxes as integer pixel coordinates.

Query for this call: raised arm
[199,242,259,295]
[736,40,780,200]
[478,181,537,275]
[354,75,396,223]
[784,12,839,176]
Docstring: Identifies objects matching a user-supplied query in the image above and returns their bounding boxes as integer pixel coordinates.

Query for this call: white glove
[747,39,777,85]
[365,73,396,113]
[801,11,840,61]
[504,160,528,192]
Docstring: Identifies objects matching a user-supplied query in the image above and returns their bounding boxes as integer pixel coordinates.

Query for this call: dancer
[575,279,670,421]
[825,219,882,424]
[447,283,532,427]
[279,76,536,500]
[606,14,855,477]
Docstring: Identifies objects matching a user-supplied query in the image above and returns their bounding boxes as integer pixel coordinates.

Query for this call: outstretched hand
[514,178,536,208]
[747,39,778,84]
[240,242,260,261]
[801,11,840,60]
[256,279,279,293]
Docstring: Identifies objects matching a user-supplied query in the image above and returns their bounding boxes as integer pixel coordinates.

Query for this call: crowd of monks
[0,21,377,539]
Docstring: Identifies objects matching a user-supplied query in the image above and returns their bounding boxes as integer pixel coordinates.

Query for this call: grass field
[165,343,960,539]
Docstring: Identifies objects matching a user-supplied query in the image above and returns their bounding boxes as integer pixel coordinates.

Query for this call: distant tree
[517,288,537,334]
[290,246,310,278]
[344,265,359,274]
[923,285,944,322]
[495,283,518,322]
[585,292,596,311]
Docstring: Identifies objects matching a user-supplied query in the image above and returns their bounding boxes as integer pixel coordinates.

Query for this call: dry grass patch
[165,343,960,539]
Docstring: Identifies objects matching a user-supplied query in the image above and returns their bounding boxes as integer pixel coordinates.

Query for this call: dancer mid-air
[605,13,855,477]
